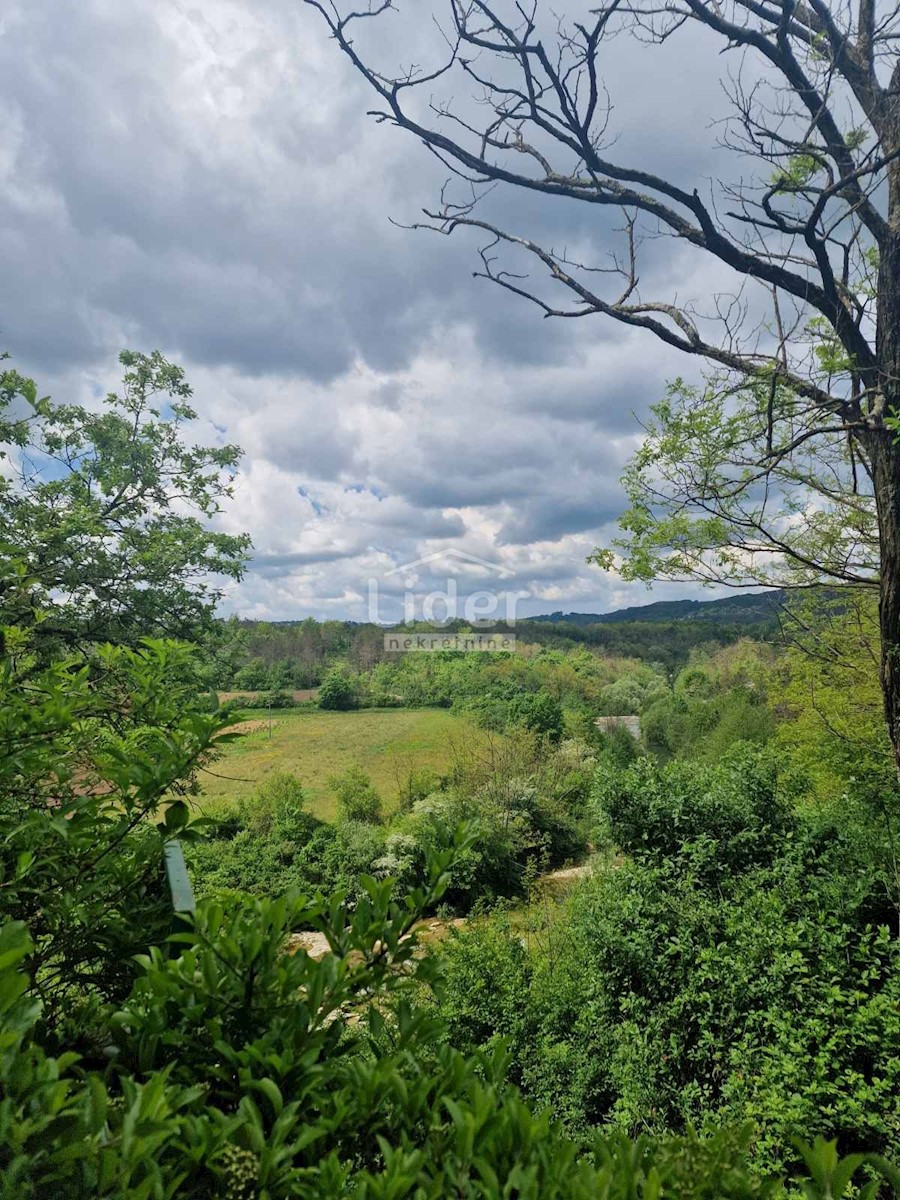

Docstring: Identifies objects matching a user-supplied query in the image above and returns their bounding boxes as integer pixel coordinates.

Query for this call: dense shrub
[436,754,900,1172]
[395,765,443,811]
[770,594,896,802]
[510,692,565,741]
[379,731,593,910]
[594,747,796,874]
[330,765,384,824]
[594,724,642,770]
[5,900,892,1197]
[640,642,775,760]
[0,636,225,1044]
[188,773,390,904]
[596,666,668,716]
[318,667,359,710]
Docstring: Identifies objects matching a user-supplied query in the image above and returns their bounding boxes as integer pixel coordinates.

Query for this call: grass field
[196,707,476,821]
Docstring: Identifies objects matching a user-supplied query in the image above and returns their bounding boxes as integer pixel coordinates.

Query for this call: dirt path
[287,863,592,960]
[540,863,591,885]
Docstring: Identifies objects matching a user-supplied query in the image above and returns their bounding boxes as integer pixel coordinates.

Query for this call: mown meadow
[197,707,477,820]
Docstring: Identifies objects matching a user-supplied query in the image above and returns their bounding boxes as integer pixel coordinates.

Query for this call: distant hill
[532,590,785,627]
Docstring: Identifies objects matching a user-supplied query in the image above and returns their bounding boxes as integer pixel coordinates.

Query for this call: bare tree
[305,0,900,770]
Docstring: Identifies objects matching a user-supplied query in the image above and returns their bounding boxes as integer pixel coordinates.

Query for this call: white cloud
[1,0,755,620]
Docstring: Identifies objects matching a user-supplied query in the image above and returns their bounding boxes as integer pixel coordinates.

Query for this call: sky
[0,0,750,622]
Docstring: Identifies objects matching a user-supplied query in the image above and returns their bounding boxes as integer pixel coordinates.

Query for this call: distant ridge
[531,590,785,627]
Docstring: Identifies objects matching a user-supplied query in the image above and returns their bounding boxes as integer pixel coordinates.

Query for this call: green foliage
[770,592,895,801]
[240,771,308,834]
[331,766,385,824]
[0,633,227,1040]
[2,503,898,1193]
[592,376,876,591]
[398,732,590,910]
[188,789,340,902]
[437,917,533,1057]
[209,617,745,712]
[395,765,443,811]
[436,751,900,1173]
[0,351,250,654]
[597,665,668,716]
[595,748,795,873]
[318,666,359,710]
[3,906,897,1198]
[227,690,304,710]
[771,150,821,192]
[188,770,396,904]
[594,725,642,771]
[509,691,565,741]
[641,641,775,760]
[202,599,778,696]
[459,688,567,740]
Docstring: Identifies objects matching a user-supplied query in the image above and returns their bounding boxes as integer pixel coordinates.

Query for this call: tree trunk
[873,147,900,777]
[871,428,900,777]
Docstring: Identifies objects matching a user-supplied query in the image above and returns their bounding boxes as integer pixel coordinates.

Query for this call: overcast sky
[1,0,749,621]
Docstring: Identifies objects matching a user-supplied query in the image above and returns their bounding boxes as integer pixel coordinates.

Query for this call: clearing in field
[196,707,476,821]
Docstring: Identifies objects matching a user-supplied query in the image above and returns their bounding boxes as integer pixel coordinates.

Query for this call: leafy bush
[594,724,642,771]
[0,635,226,1043]
[456,688,566,741]
[641,642,775,760]
[770,593,896,801]
[318,667,359,711]
[436,755,900,1172]
[594,747,795,875]
[330,766,384,824]
[239,771,308,833]
[395,792,526,909]
[3,909,896,1198]
[510,692,565,741]
[188,799,337,900]
[596,667,668,716]
[188,771,392,903]
[395,765,444,811]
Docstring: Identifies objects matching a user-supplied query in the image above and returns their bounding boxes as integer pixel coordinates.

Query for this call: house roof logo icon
[384,548,515,580]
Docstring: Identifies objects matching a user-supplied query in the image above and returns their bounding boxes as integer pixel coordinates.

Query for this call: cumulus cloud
[1,0,741,619]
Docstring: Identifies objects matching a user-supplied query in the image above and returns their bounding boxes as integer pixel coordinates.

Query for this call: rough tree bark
[306,0,900,774]
[871,185,900,767]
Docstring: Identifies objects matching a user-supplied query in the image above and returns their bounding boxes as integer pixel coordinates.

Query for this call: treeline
[202,613,772,691]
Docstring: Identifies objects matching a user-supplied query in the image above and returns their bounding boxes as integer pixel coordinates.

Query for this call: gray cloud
[1,0,743,619]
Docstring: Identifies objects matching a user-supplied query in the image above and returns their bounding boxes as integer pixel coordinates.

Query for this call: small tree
[511,692,565,742]
[240,771,308,836]
[0,632,227,1035]
[0,350,249,655]
[330,765,384,823]
[317,666,358,711]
